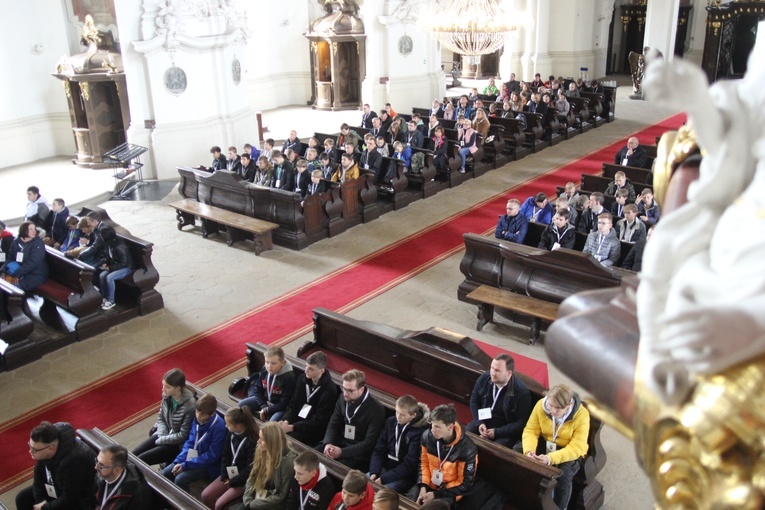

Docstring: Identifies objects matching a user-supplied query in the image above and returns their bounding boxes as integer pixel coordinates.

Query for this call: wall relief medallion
[164,66,187,95]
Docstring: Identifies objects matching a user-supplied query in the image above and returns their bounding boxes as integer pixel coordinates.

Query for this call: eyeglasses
[28,443,52,454]
[341,386,360,394]
[95,462,114,472]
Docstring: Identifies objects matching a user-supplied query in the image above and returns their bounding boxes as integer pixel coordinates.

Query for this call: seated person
[472,108,490,140]
[454,95,473,120]
[521,384,590,510]
[337,124,362,150]
[133,368,196,466]
[379,111,392,132]
[304,137,320,159]
[323,138,337,166]
[286,450,335,510]
[239,346,297,422]
[483,78,499,96]
[306,148,321,173]
[319,153,335,180]
[621,226,652,272]
[201,406,259,510]
[279,351,339,447]
[43,198,69,248]
[361,104,377,129]
[385,119,406,145]
[240,153,257,182]
[95,226,134,310]
[370,116,386,139]
[431,127,448,172]
[605,171,637,201]
[322,369,386,471]
[495,199,528,244]
[272,151,294,190]
[254,156,275,187]
[262,139,275,164]
[282,130,301,154]
[95,444,153,509]
[616,203,647,243]
[0,222,48,292]
[331,153,360,184]
[242,423,297,509]
[372,488,399,510]
[555,196,577,227]
[406,120,424,149]
[285,148,300,167]
[369,395,430,493]
[294,160,312,198]
[416,404,478,507]
[565,81,580,98]
[430,98,443,117]
[391,141,412,172]
[637,188,661,228]
[456,117,477,174]
[0,220,15,260]
[614,137,648,168]
[488,102,498,117]
[243,142,261,163]
[24,186,51,233]
[468,87,480,101]
[375,136,390,158]
[344,141,361,164]
[554,90,570,120]
[467,354,531,447]
[538,210,576,251]
[582,212,620,267]
[329,470,374,510]
[530,73,544,89]
[561,182,579,207]
[226,146,242,173]
[384,103,397,118]
[411,113,426,136]
[520,192,554,224]
[306,170,328,198]
[162,393,227,492]
[609,188,630,220]
[359,134,382,180]
[443,102,455,120]
[577,192,605,233]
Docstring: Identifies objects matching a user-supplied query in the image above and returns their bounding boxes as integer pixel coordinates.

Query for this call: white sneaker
[101,301,116,310]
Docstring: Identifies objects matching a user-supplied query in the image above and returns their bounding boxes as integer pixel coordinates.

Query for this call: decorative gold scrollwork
[81,82,90,101]
[63,81,71,98]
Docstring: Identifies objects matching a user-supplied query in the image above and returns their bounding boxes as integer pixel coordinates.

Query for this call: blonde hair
[547,384,574,408]
[247,422,291,491]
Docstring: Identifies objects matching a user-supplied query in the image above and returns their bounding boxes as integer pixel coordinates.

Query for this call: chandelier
[422,0,516,61]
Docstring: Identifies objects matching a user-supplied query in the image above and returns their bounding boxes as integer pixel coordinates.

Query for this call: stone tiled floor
[0,86,674,508]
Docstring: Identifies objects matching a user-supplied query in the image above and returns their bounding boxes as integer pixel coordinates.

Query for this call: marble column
[644,0,681,62]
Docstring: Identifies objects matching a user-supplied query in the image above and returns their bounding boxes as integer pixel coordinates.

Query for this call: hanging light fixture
[422,0,517,64]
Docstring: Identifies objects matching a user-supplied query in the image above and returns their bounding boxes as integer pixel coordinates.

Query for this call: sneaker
[459,168,466,174]
[101,300,116,310]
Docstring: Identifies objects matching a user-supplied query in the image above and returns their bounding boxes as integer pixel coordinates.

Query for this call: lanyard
[394,423,409,457]
[597,234,605,258]
[436,441,455,471]
[532,207,540,221]
[305,383,320,403]
[345,389,369,424]
[101,470,126,508]
[552,417,563,442]
[299,487,312,510]
[45,466,53,484]
[230,434,246,465]
[195,414,219,449]
[266,373,276,402]
[491,383,507,411]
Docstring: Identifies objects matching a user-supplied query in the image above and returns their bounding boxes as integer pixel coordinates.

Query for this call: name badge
[552,242,561,251]
[344,425,356,440]
[226,466,239,478]
[364,164,370,170]
[275,180,281,188]
[545,441,557,454]
[621,158,629,166]
[478,408,492,420]
[298,404,312,419]
[388,453,398,461]
[0,252,5,262]
[45,483,57,498]
[186,448,198,460]
[431,469,443,486]
[16,252,23,263]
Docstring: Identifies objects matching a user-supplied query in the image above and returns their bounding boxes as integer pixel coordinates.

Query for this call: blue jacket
[393,146,412,169]
[59,228,82,252]
[3,236,49,292]
[495,214,528,244]
[173,413,227,479]
[519,197,554,225]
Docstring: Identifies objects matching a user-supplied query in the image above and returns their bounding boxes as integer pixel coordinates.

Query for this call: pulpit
[305,1,367,111]
[702,1,765,82]
[52,16,130,168]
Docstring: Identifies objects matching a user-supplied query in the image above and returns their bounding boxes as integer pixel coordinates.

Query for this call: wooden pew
[0,278,41,370]
[488,116,533,159]
[577,92,606,127]
[77,428,209,510]
[235,341,562,510]
[517,112,547,152]
[407,147,438,198]
[601,163,652,186]
[375,158,416,212]
[567,97,593,133]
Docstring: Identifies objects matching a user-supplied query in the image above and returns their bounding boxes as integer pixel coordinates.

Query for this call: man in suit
[370,117,386,140]
[527,93,548,117]
[361,103,377,129]
[614,137,648,168]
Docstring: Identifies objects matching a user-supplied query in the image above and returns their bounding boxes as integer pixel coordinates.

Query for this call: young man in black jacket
[286,451,335,510]
[96,226,134,310]
[279,351,339,447]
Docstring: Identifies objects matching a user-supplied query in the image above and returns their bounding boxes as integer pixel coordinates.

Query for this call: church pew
[488,116,534,159]
[112,231,163,315]
[77,428,208,510]
[233,341,562,510]
[375,158,416,212]
[0,278,40,370]
[566,97,594,133]
[577,92,606,127]
[581,174,652,198]
[517,111,548,151]
[540,107,564,146]
[407,148,438,198]
[601,163,652,186]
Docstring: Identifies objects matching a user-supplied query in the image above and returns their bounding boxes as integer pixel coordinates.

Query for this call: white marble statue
[637,39,765,404]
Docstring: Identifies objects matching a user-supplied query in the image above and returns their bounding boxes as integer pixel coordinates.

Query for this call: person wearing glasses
[582,212,621,267]
[321,369,386,471]
[16,421,96,510]
[94,444,152,509]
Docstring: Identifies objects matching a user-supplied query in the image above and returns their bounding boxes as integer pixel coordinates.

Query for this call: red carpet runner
[0,113,685,493]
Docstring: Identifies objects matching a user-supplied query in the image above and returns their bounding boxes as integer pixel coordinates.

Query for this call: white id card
[226,466,240,478]
[431,469,443,486]
[0,252,5,262]
[186,448,199,460]
[478,408,492,420]
[298,404,312,419]
[275,180,281,188]
[45,483,58,498]
[552,242,561,251]
[344,425,356,440]
[545,441,557,454]
[621,158,629,166]
[364,164,370,170]
[16,252,23,263]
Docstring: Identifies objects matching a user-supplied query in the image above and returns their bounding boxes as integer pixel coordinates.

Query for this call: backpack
[410,151,425,174]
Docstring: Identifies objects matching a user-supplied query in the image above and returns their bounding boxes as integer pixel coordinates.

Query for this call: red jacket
[328,482,374,510]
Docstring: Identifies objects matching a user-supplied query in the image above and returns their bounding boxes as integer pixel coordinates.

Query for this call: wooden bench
[233,341,562,510]
[77,428,209,510]
[170,198,278,255]
[467,285,559,344]
[0,278,38,370]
